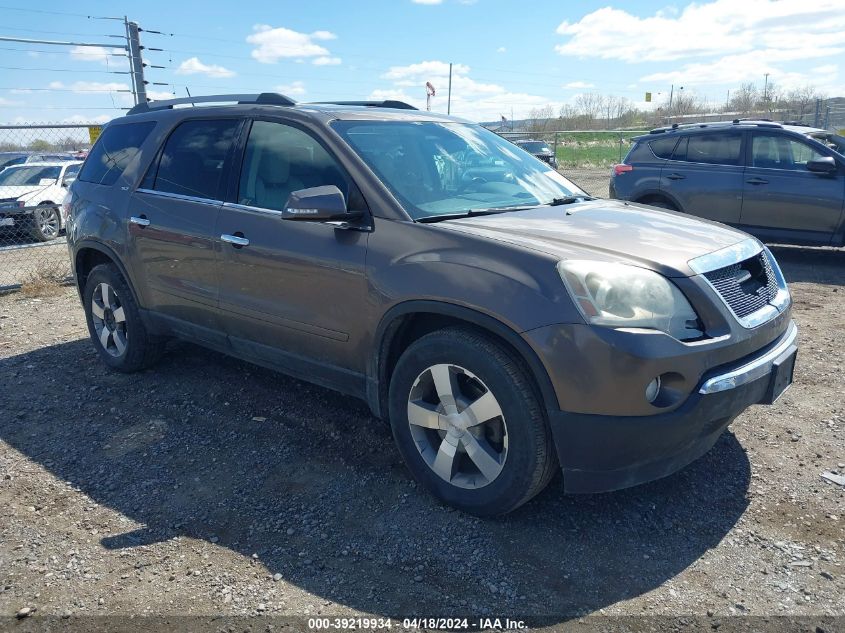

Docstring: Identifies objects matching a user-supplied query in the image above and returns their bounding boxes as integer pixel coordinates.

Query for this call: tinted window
[672,133,741,165]
[648,137,678,159]
[64,164,81,179]
[238,120,352,211]
[151,119,239,200]
[518,142,551,153]
[752,134,826,171]
[79,121,155,186]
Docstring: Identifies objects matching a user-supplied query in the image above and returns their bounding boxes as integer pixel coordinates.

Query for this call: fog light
[645,376,661,403]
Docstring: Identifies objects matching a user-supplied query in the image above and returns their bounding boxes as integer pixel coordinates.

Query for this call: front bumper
[544,320,797,493]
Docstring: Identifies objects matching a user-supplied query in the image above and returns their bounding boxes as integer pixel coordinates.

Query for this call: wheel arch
[633,191,682,210]
[73,241,141,309]
[368,300,558,422]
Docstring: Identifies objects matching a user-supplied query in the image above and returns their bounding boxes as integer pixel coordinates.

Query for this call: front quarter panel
[366,218,583,335]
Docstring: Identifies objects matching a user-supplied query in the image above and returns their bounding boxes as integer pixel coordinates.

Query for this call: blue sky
[0,0,842,124]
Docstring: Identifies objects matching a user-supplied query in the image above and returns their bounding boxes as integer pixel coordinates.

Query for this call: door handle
[746,177,769,185]
[129,215,150,227]
[221,233,249,248]
[665,173,686,180]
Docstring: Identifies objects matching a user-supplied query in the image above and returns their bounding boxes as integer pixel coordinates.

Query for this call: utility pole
[667,84,674,124]
[763,73,769,114]
[447,63,452,115]
[125,18,147,106]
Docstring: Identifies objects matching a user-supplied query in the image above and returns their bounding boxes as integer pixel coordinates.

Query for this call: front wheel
[82,263,164,372]
[29,203,61,241]
[388,327,557,516]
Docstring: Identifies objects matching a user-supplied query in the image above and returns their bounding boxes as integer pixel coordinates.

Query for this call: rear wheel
[29,203,61,241]
[641,197,678,211]
[388,327,557,516]
[82,263,164,372]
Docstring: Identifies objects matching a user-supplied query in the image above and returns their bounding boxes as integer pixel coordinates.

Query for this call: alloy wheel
[91,282,128,357]
[407,363,508,489]
[35,206,59,239]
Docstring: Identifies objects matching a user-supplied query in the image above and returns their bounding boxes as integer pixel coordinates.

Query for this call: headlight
[557,260,702,340]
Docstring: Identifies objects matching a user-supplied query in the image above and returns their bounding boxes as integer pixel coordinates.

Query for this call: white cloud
[640,48,839,87]
[555,0,845,63]
[412,0,443,4]
[147,90,176,101]
[61,114,113,125]
[69,81,131,93]
[275,81,306,96]
[246,25,339,63]
[69,45,125,66]
[496,47,507,53]
[563,81,595,89]
[812,64,838,76]
[374,59,560,122]
[0,96,23,106]
[175,57,236,78]
[313,56,341,66]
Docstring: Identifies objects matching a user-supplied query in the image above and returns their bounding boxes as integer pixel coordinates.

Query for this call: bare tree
[728,82,759,115]
[574,93,605,128]
[786,85,824,120]
[526,105,556,135]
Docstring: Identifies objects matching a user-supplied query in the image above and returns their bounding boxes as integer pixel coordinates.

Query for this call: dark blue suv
[610,120,845,247]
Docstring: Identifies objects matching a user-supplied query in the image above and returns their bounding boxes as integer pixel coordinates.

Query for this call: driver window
[238,120,351,211]
[752,134,826,171]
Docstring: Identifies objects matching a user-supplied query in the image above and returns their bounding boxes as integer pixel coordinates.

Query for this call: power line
[0,64,130,74]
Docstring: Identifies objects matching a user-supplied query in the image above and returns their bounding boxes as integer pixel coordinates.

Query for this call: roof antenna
[185,86,194,106]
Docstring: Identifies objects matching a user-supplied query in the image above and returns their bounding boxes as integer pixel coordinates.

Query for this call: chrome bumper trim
[699,321,798,394]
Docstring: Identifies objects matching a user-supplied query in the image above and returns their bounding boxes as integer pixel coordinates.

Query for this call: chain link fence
[0,124,100,291]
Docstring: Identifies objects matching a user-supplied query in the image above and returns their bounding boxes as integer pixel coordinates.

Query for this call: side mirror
[807,156,837,174]
[62,177,76,188]
[281,185,362,223]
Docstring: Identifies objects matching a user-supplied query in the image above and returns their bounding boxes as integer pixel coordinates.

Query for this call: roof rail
[127,92,296,115]
[309,100,418,110]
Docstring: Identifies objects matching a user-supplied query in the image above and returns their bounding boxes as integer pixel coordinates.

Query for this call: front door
[128,118,241,336]
[215,119,370,390]
[739,132,845,245]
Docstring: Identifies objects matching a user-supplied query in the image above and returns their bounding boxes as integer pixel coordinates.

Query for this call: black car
[65,94,796,515]
[609,120,845,247]
[514,139,557,168]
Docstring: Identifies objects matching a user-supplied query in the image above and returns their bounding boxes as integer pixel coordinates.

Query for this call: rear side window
[671,133,741,166]
[148,119,239,200]
[648,137,678,159]
[78,121,155,185]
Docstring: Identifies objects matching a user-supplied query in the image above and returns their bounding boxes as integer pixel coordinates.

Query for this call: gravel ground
[0,245,843,630]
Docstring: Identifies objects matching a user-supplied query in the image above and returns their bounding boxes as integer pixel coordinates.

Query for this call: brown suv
[65,93,798,515]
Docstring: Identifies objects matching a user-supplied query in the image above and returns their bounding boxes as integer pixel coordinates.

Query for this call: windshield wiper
[416,206,531,223]
[549,195,593,206]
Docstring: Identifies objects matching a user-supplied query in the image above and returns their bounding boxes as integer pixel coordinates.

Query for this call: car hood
[0,185,47,201]
[435,199,751,277]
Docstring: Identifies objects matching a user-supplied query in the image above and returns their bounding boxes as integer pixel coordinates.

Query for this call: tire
[28,203,61,242]
[82,263,165,372]
[388,327,557,516]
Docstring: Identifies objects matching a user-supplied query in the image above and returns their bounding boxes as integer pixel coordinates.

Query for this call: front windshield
[811,133,845,157]
[332,121,585,220]
[0,165,60,186]
[518,142,552,153]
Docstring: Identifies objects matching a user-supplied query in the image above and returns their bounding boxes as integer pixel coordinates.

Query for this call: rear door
[214,118,370,389]
[739,131,845,245]
[128,117,241,337]
[659,131,745,224]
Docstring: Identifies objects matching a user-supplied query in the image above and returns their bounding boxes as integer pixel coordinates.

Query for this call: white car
[0,161,81,241]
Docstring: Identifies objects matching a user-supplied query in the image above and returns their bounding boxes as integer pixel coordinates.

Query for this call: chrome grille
[704,253,777,319]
